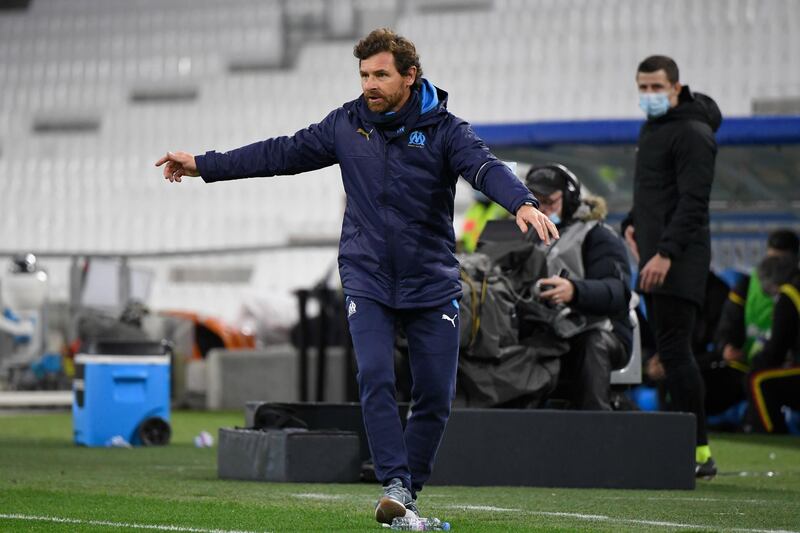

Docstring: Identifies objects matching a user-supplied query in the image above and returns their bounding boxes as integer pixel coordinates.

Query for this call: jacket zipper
[381,137,397,307]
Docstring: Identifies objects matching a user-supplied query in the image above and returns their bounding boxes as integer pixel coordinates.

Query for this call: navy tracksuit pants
[345,295,460,497]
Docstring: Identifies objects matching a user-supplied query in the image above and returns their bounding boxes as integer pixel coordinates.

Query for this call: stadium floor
[1,410,798,532]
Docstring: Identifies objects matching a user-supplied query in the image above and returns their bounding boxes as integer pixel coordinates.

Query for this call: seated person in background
[458,190,508,253]
[525,164,633,410]
[746,254,800,433]
[695,229,800,429]
[716,229,800,366]
[693,271,741,425]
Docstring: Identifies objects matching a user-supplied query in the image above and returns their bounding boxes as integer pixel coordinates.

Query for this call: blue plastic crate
[73,342,170,447]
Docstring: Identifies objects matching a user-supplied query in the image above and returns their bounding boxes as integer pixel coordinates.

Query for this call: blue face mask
[639,92,670,118]
[548,212,561,226]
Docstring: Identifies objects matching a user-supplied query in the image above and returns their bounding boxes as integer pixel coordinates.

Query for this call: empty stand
[1,0,798,317]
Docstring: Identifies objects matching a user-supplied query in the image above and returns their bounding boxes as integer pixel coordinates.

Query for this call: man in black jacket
[622,55,722,478]
[526,164,633,410]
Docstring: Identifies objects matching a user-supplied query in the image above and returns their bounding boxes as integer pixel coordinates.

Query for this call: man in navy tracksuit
[157,28,558,524]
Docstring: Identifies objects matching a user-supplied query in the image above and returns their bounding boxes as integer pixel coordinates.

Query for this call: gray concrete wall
[206,345,348,410]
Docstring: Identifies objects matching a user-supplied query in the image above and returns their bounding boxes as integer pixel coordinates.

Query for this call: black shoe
[695,458,717,479]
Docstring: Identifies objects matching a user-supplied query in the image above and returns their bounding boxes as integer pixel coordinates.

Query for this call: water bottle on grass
[389,516,450,530]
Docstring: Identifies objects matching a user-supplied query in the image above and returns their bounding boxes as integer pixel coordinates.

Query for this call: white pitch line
[530,511,611,521]
[448,505,518,513]
[444,505,800,533]
[596,495,775,505]
[290,493,344,501]
[613,517,799,533]
[0,513,268,533]
[446,506,609,519]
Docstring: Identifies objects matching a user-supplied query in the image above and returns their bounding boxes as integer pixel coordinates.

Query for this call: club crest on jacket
[408,131,426,148]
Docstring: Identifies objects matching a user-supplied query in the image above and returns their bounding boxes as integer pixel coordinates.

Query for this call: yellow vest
[460,201,508,253]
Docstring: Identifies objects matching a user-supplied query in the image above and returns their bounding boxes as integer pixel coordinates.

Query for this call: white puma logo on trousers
[441,313,457,328]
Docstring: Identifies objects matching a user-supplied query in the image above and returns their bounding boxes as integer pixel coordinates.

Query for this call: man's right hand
[516,204,559,245]
[646,353,665,381]
[722,344,745,363]
[624,225,639,263]
[155,151,199,182]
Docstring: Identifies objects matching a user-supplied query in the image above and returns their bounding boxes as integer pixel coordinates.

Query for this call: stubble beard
[364,88,404,113]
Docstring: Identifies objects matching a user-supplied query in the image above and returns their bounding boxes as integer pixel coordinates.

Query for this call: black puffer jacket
[623,86,722,306]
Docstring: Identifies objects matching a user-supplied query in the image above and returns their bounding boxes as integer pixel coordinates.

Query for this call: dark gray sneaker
[374,478,413,524]
[695,458,717,480]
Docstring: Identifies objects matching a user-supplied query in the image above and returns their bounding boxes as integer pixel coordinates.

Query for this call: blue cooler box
[73,340,171,447]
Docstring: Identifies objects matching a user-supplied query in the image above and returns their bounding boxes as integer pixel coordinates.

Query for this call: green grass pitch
[1,410,799,532]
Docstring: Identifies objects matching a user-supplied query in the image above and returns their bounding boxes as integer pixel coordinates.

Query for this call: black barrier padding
[429,409,695,490]
[217,428,361,483]
[243,403,695,490]
[245,402,409,462]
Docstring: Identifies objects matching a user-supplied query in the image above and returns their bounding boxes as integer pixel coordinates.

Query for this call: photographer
[526,165,633,410]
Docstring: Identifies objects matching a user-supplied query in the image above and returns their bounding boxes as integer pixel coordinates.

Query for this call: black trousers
[562,329,629,411]
[747,367,800,433]
[645,293,709,446]
[701,364,747,416]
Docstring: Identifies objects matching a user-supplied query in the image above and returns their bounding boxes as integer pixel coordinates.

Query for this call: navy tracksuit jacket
[196,79,536,495]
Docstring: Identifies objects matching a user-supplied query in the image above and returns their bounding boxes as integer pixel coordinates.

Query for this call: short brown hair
[637,55,679,84]
[353,28,422,89]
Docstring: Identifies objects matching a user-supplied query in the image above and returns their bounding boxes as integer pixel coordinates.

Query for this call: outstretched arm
[156,109,339,183]
[446,118,559,244]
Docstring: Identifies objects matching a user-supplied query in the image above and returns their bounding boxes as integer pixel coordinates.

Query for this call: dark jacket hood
[660,85,722,132]
[411,79,450,127]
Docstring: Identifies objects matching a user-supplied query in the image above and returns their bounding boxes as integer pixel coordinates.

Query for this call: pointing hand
[155,151,199,182]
